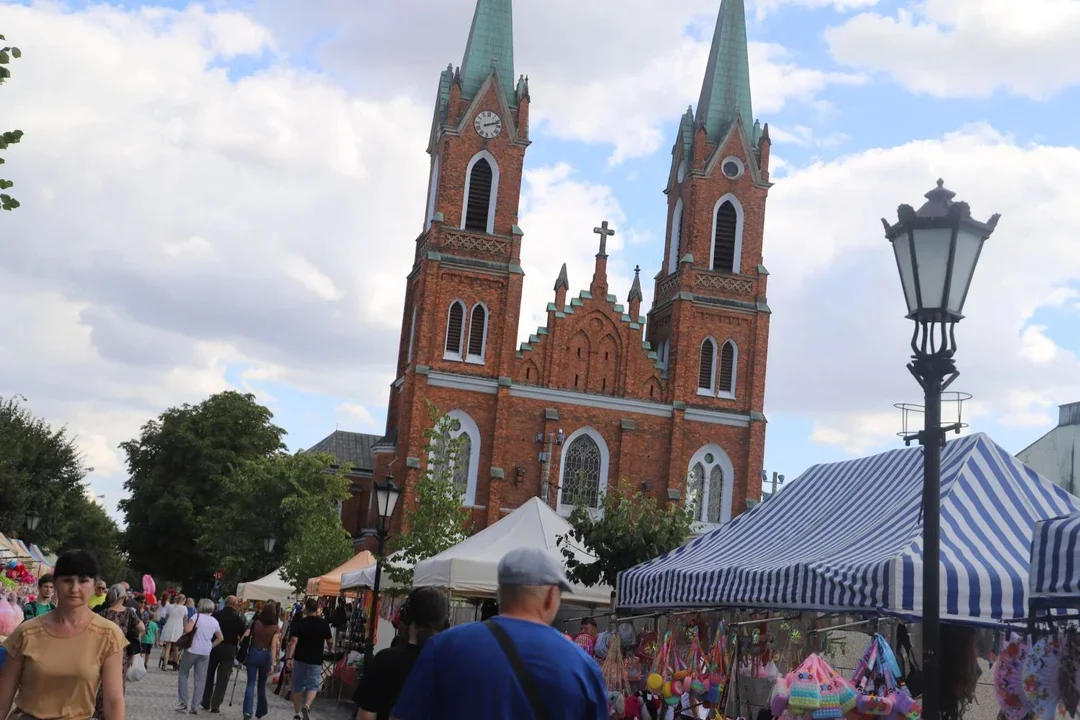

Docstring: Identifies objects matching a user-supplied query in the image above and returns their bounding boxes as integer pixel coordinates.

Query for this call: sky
[3,0,1080,522]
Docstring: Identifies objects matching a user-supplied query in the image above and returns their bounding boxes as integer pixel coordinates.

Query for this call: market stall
[339,550,409,592]
[237,568,300,606]
[619,432,1080,624]
[412,497,612,606]
[305,550,375,597]
[1029,510,1080,611]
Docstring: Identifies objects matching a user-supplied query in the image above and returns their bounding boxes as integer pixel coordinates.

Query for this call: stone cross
[593,220,615,256]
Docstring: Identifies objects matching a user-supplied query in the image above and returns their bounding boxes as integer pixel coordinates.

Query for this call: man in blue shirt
[392,547,608,720]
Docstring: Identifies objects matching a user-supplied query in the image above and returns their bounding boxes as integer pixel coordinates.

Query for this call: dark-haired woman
[0,549,127,720]
[354,587,449,720]
[241,602,281,720]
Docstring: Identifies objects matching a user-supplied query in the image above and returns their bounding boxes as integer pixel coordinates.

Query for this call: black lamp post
[366,476,401,663]
[262,534,277,574]
[882,179,999,720]
[25,510,41,532]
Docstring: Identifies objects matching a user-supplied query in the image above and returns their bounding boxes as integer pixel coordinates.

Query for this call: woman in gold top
[0,549,127,720]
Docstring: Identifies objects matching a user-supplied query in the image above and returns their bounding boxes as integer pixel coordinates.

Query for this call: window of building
[425,155,440,229]
[462,152,499,234]
[713,201,738,273]
[686,445,734,528]
[698,338,716,393]
[406,306,417,364]
[466,303,488,363]
[431,410,481,507]
[718,340,737,398]
[444,300,465,360]
[667,198,683,273]
[557,428,609,517]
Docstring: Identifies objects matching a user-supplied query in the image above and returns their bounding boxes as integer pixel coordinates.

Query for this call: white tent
[340,551,409,592]
[411,497,612,607]
[236,568,300,605]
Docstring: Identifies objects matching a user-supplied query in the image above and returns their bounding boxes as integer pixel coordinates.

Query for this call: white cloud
[764,124,1080,453]
[751,0,880,18]
[825,0,1080,98]
[284,256,343,301]
[334,403,380,434]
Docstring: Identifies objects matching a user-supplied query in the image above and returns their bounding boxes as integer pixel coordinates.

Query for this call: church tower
[646,0,771,510]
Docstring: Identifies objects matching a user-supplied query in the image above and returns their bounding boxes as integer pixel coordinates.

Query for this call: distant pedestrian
[95,583,145,718]
[160,594,188,669]
[285,597,333,720]
[21,574,54,622]
[242,602,282,720]
[176,599,223,714]
[201,595,247,713]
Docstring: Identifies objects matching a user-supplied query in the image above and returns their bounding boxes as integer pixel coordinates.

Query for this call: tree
[0,395,124,576]
[119,391,286,591]
[0,34,22,211]
[199,451,350,590]
[558,484,694,589]
[279,513,354,593]
[386,401,470,586]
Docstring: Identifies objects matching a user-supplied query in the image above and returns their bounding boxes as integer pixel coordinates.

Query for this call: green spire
[696,0,756,145]
[460,0,515,104]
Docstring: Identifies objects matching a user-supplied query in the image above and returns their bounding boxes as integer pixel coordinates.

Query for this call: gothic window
[667,198,683,273]
[558,429,609,516]
[444,300,465,359]
[718,340,737,397]
[451,434,472,498]
[713,200,738,273]
[466,303,487,363]
[433,411,480,506]
[463,152,498,234]
[687,446,733,526]
[698,338,716,392]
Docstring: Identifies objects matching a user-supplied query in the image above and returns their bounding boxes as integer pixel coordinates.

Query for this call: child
[140,611,158,667]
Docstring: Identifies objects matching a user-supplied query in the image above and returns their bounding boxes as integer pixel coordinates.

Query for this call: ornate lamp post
[262,534,276,554]
[366,476,401,663]
[25,510,41,532]
[882,179,999,719]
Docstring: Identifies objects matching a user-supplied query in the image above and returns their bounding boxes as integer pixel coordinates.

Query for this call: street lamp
[366,476,401,663]
[25,510,41,532]
[882,179,999,720]
[262,534,276,554]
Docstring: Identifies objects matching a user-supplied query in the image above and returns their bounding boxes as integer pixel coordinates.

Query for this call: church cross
[593,221,615,256]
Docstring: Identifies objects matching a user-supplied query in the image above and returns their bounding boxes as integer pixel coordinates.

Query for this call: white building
[1016,402,1080,495]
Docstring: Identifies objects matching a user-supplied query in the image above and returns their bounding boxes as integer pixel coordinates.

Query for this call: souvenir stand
[611,433,1080,720]
[991,511,1080,720]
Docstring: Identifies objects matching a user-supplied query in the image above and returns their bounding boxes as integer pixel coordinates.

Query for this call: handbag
[896,625,924,698]
[124,609,142,656]
[236,621,254,664]
[176,615,199,651]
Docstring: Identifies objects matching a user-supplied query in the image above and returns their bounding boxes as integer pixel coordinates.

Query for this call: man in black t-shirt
[201,596,248,712]
[286,598,334,720]
[353,587,449,720]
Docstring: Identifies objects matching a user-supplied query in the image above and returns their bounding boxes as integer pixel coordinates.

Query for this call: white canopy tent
[340,551,409,592]
[236,568,300,606]
[411,497,612,607]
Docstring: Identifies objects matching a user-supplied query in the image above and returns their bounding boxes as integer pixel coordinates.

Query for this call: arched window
[710,194,744,274]
[698,338,716,393]
[462,152,499,234]
[432,410,481,506]
[406,306,417,364]
[557,428,609,517]
[444,300,465,360]
[466,303,488,363]
[425,155,440,229]
[718,340,737,397]
[686,445,734,527]
[667,198,683,273]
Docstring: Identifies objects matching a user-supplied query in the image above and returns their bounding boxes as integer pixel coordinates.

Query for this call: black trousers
[202,643,237,711]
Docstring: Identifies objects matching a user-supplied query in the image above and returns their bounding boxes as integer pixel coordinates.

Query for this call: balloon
[145,593,157,606]
[142,574,156,596]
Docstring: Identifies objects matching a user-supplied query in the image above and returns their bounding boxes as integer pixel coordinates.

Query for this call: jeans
[243,647,272,718]
[202,643,237,711]
[178,650,210,708]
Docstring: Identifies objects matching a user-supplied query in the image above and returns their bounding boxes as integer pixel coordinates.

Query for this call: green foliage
[200,451,351,590]
[0,395,124,577]
[279,512,354,593]
[558,484,694,589]
[0,34,23,211]
[386,401,470,586]
[119,391,286,590]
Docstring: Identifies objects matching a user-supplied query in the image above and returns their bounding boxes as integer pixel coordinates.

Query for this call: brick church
[342,0,773,543]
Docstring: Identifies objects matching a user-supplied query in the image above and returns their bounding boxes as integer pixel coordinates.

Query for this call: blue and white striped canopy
[1030,512,1080,608]
[618,433,1080,623]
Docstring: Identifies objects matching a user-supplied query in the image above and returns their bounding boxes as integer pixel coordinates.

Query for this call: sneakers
[292,715,301,720]
[301,707,311,720]
[176,704,188,713]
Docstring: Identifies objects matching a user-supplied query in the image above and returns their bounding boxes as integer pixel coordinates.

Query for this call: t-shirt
[142,620,158,645]
[3,613,126,719]
[214,607,247,646]
[186,614,222,656]
[22,601,54,621]
[251,620,281,651]
[393,617,608,720]
[290,615,332,665]
[355,643,422,720]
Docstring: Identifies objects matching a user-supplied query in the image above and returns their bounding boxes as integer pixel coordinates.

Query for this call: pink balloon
[142,574,156,595]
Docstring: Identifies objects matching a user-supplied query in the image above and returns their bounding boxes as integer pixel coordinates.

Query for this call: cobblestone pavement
[125,661,356,720]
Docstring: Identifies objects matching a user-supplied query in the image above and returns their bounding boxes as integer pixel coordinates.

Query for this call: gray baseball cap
[497,547,573,592]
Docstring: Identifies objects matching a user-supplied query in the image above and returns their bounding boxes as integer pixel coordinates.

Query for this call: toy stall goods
[995,630,1080,720]
[845,634,921,720]
[767,653,856,720]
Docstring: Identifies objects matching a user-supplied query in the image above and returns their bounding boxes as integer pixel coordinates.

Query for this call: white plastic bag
[127,654,147,682]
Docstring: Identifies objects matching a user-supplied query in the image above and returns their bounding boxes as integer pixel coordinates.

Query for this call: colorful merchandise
[995,635,1033,720]
[1023,635,1063,720]
[771,654,858,719]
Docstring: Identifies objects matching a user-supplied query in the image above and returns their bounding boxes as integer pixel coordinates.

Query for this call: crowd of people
[0,545,613,720]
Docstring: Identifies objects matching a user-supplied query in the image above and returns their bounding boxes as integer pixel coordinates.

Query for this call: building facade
[365,0,774,541]
[1017,402,1080,495]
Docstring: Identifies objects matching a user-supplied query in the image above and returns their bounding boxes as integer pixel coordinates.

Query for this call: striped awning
[618,433,1080,624]
[1030,512,1080,608]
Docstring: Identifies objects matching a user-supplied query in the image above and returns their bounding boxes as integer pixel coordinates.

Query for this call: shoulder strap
[484,620,549,720]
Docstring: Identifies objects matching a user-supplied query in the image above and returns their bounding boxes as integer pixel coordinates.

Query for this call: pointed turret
[628,265,643,320]
[554,263,569,308]
[460,0,515,103]
[695,0,755,145]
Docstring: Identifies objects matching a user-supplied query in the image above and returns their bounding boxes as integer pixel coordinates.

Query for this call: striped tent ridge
[618,433,1080,624]
[1030,512,1080,608]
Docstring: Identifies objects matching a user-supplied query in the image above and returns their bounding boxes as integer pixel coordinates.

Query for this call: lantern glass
[945,225,984,316]
[375,479,401,523]
[911,227,953,312]
[263,534,276,554]
[892,232,918,317]
[25,510,41,532]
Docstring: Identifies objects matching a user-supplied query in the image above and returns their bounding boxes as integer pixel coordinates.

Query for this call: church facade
[357,0,774,541]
